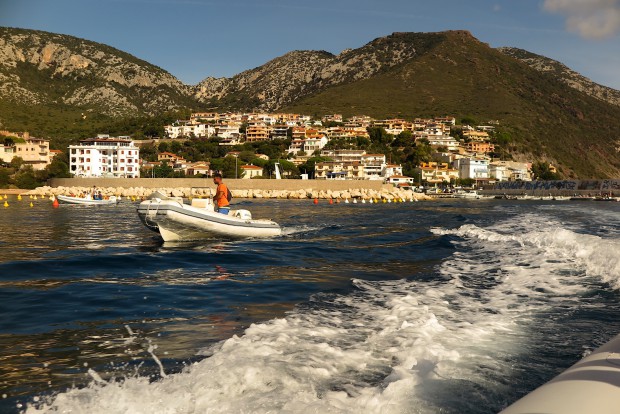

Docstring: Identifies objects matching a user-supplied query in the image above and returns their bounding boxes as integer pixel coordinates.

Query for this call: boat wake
[24,213,620,414]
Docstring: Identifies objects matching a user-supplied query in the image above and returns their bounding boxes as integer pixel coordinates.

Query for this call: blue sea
[0,196,619,413]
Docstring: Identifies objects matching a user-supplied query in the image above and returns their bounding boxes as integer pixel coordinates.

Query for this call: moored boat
[137,193,281,241]
[453,189,481,199]
[56,194,119,205]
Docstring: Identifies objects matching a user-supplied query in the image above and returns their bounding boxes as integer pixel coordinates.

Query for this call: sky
[1,0,619,89]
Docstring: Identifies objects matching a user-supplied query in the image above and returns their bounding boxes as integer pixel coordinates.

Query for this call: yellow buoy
[33,195,38,200]
[30,202,34,207]
[17,194,22,201]
[3,195,7,199]
[3,201,8,207]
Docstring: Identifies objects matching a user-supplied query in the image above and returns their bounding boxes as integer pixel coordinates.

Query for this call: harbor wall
[41,178,428,200]
[483,179,620,196]
[48,178,387,192]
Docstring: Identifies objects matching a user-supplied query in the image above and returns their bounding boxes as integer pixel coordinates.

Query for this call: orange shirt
[216,183,230,208]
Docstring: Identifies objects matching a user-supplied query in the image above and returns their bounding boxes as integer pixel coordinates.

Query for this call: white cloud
[543,0,620,39]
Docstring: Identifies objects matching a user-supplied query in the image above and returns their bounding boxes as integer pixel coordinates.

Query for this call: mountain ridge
[0,27,619,178]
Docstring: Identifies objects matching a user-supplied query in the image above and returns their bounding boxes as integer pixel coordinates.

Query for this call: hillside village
[160,111,537,185]
[0,111,544,189]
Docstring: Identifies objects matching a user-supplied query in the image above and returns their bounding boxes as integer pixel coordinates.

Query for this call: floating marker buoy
[52,198,59,208]
[344,198,349,204]
[329,199,333,205]
[49,195,54,201]
[30,202,34,207]
[17,194,22,201]
[33,195,38,200]
[313,198,318,205]
[3,201,8,207]
[3,195,7,199]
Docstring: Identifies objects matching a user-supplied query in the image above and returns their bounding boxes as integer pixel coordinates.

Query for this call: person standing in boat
[212,173,230,215]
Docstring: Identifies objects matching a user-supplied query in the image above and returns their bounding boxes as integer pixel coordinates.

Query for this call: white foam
[25,212,620,414]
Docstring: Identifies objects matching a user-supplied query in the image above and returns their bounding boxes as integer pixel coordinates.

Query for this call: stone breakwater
[27,185,431,201]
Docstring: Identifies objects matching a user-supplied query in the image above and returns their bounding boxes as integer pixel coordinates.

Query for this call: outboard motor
[234,209,252,220]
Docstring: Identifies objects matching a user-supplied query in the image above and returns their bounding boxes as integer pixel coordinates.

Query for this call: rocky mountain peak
[497,46,620,107]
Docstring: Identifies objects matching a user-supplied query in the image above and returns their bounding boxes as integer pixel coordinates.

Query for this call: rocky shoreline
[26,185,431,201]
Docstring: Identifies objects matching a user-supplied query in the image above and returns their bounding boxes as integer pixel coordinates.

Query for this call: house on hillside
[0,131,52,171]
[386,175,414,186]
[186,162,211,176]
[241,164,263,179]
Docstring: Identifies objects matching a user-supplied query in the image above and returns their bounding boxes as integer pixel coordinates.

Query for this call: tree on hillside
[139,143,158,162]
[531,161,561,180]
[46,155,71,178]
[10,156,24,170]
[0,168,11,188]
[153,161,173,178]
[460,116,478,126]
[367,127,392,146]
[169,140,182,154]
[409,142,433,166]
[222,156,242,179]
[392,130,413,148]
[14,166,38,189]
[157,141,169,153]
[239,151,256,163]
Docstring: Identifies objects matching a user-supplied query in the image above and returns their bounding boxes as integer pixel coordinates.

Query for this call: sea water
[0,198,618,413]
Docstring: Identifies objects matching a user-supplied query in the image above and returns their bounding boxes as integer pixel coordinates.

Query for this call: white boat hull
[137,199,281,241]
[56,195,119,205]
[501,333,620,414]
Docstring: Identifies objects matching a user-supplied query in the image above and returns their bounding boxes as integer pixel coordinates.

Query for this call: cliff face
[497,47,620,108]
[0,27,195,117]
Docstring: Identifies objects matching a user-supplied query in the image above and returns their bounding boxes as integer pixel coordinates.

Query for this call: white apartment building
[361,153,387,180]
[425,135,461,151]
[214,124,241,139]
[69,135,140,178]
[456,158,489,180]
[490,161,532,181]
[383,164,404,178]
[165,123,214,139]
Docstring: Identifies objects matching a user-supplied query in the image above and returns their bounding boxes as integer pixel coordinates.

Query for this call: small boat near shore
[137,192,281,241]
[56,195,120,205]
[453,190,481,199]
